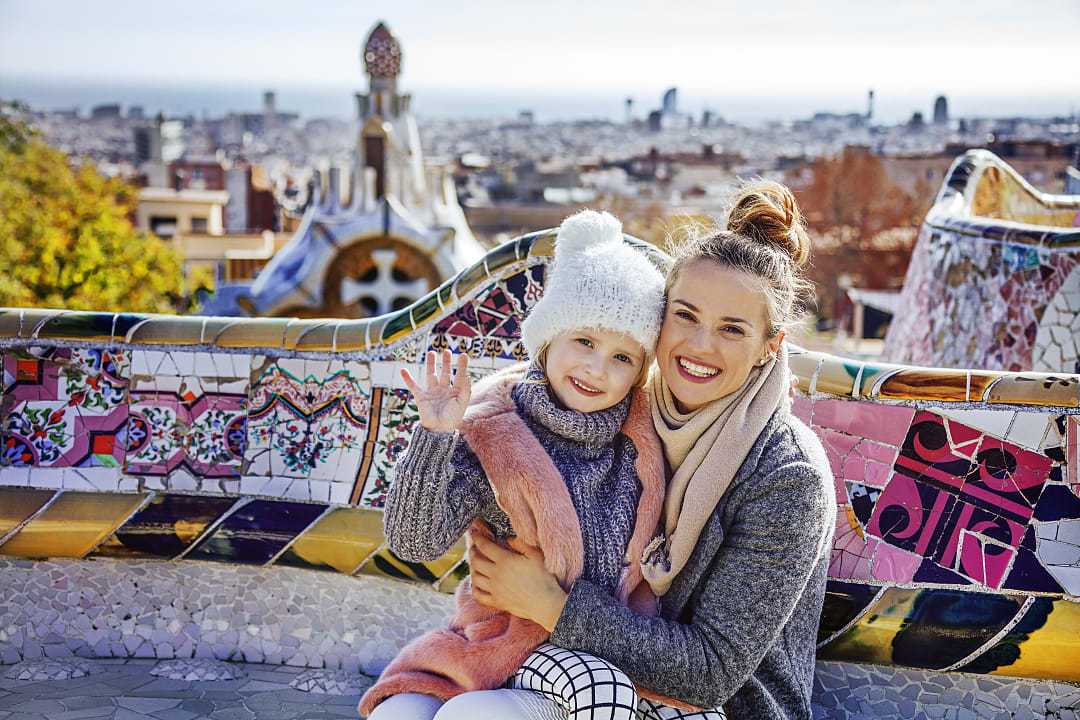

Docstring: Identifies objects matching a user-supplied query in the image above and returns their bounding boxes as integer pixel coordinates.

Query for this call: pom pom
[554,210,623,260]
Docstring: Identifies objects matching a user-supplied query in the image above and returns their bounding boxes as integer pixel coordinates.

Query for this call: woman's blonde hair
[666,179,815,338]
[532,340,652,389]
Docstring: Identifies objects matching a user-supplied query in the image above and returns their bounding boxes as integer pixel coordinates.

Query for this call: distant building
[133,124,163,165]
[168,157,226,191]
[625,97,633,124]
[933,95,949,125]
[201,20,483,318]
[128,105,145,120]
[867,89,875,120]
[662,88,678,114]
[647,110,663,133]
[136,188,229,238]
[908,111,926,131]
[91,103,122,119]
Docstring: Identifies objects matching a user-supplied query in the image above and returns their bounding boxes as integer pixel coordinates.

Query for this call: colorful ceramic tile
[1068,416,1079,499]
[275,506,384,574]
[1035,519,1080,595]
[244,358,374,498]
[811,356,857,396]
[829,510,873,581]
[989,597,1080,680]
[887,591,1029,671]
[355,388,421,508]
[817,587,921,666]
[817,581,884,643]
[810,399,915,446]
[1,348,130,469]
[0,487,55,539]
[125,368,248,485]
[187,498,327,565]
[0,490,147,558]
[877,369,970,402]
[429,265,544,362]
[357,542,465,586]
[986,374,1079,408]
[93,492,239,559]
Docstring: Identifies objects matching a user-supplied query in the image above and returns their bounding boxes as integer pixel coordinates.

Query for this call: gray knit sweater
[550,409,836,719]
[383,366,643,596]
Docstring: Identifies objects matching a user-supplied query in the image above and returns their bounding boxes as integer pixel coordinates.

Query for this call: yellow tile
[213,318,291,349]
[125,317,205,346]
[877,368,969,402]
[526,230,557,259]
[992,599,1080,682]
[817,587,920,665]
[968,370,1007,401]
[358,539,466,585]
[0,488,56,538]
[284,507,384,574]
[813,354,858,396]
[986,374,1080,408]
[337,318,386,352]
[0,492,147,559]
[283,319,337,352]
[787,349,820,395]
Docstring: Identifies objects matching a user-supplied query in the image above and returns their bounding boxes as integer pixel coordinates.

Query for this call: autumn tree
[789,146,935,322]
[0,104,211,313]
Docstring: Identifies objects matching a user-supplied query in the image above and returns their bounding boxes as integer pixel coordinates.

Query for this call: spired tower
[222,21,484,318]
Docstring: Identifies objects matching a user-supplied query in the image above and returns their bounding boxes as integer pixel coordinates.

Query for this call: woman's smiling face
[656,259,782,412]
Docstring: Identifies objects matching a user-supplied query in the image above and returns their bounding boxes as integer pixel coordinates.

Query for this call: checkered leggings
[511,644,727,720]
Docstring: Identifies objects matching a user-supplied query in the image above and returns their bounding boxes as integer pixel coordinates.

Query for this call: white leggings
[365,644,726,720]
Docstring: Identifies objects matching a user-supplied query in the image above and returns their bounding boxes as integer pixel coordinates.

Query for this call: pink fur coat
[359,364,668,716]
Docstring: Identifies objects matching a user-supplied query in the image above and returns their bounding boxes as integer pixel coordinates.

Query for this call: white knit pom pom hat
[521,209,666,358]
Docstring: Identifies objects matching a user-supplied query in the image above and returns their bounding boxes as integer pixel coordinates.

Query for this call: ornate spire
[363,21,402,79]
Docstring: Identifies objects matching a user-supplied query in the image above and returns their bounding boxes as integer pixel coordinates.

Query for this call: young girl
[359,210,671,720]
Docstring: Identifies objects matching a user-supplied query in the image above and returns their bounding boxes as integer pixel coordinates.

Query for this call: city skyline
[2,0,1079,121]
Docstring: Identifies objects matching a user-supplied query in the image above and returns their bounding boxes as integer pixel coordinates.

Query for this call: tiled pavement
[0,660,372,720]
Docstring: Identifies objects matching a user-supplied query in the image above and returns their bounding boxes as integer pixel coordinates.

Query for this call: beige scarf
[642,344,790,596]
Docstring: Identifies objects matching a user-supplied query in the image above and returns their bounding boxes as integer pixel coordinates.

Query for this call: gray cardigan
[550,409,836,719]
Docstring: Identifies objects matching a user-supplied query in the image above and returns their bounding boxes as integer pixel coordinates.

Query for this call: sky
[1,0,1078,121]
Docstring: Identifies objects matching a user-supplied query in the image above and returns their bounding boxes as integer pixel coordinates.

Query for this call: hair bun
[726,180,811,268]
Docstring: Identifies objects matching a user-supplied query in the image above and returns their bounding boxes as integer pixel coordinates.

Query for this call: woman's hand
[469,533,568,632]
[400,350,471,433]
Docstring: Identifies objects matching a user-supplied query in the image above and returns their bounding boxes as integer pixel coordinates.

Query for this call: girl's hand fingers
[454,353,471,394]
[400,368,421,396]
[438,349,453,385]
[424,351,437,385]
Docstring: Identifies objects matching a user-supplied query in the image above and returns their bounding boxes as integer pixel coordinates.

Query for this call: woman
[468,180,836,719]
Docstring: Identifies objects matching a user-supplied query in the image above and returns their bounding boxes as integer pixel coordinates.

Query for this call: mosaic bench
[0,216,1078,715]
[885,149,1080,373]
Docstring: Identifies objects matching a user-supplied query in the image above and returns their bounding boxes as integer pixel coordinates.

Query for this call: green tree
[0,104,211,313]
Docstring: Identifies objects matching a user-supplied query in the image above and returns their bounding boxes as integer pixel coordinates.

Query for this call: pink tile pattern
[884,223,1080,373]
[1,348,130,470]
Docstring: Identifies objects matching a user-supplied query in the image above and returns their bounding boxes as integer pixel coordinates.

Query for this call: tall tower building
[661,88,678,115]
[625,97,634,124]
[209,20,483,319]
[867,89,875,120]
[933,95,949,126]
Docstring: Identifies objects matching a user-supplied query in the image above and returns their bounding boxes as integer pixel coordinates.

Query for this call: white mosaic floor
[0,659,369,720]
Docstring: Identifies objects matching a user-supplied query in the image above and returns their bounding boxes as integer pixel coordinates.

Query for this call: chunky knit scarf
[642,344,790,596]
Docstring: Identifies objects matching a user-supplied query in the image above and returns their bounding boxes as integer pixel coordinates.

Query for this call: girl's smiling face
[657,259,782,413]
[544,329,646,413]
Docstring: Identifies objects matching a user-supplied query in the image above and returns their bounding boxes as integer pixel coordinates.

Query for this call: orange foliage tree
[789,147,935,322]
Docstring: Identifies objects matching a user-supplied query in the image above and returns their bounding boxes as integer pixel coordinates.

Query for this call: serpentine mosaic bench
[1,158,1079,716]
